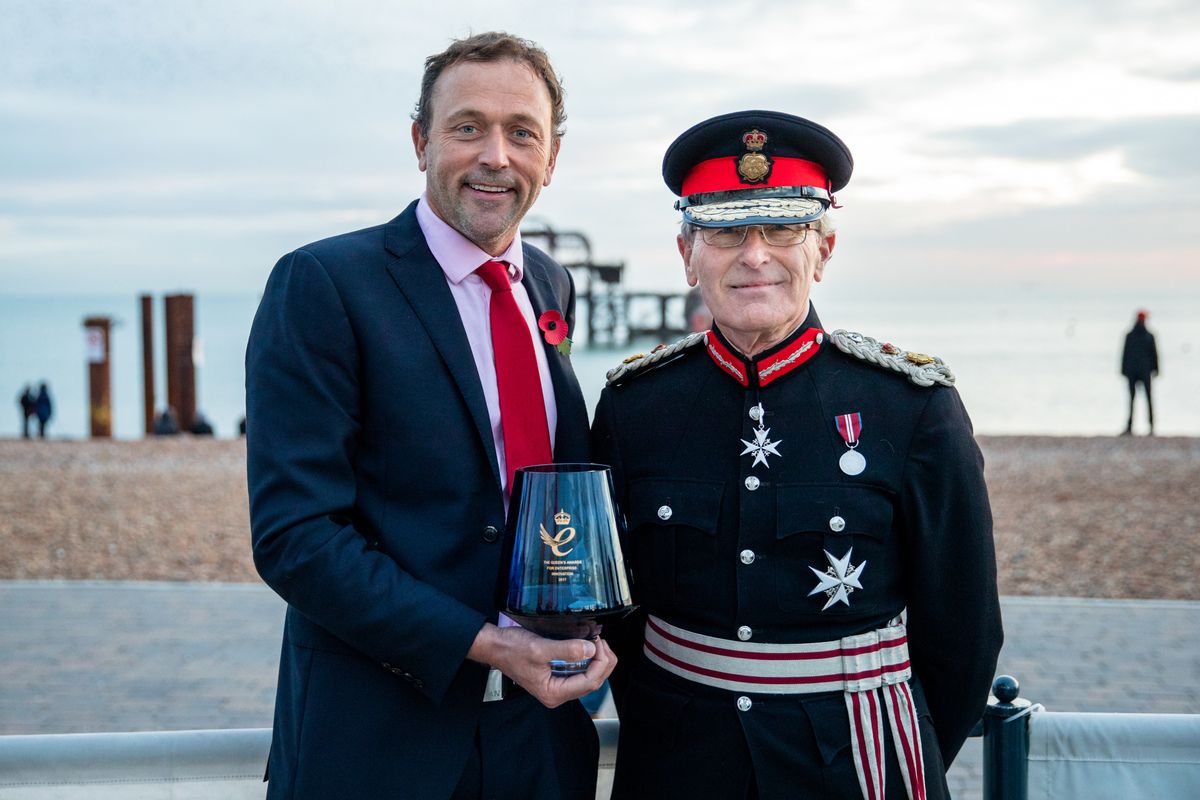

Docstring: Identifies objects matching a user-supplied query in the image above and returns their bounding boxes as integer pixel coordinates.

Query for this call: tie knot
[477,260,513,293]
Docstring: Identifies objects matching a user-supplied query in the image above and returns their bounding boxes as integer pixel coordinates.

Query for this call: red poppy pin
[538,310,572,355]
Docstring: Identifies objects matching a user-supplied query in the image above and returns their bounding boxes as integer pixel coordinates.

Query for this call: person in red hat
[593,110,1002,800]
[1121,310,1159,435]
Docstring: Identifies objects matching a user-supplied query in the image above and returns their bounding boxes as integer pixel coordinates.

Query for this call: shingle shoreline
[2,435,1197,599]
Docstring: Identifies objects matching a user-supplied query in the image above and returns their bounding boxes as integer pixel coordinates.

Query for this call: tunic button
[657,505,673,521]
[829,516,846,532]
[482,525,500,543]
[737,625,753,641]
[744,476,760,491]
[739,549,756,565]
[749,405,763,422]
[737,696,753,712]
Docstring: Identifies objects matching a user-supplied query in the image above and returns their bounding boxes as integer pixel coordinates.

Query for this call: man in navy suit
[246,32,615,799]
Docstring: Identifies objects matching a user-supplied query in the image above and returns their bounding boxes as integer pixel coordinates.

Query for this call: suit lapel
[384,204,501,489]
[521,256,588,462]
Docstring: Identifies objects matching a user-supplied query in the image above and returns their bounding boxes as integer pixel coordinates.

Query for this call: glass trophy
[499,463,636,675]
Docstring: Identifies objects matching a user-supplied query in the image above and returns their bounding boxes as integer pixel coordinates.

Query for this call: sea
[1,289,1197,440]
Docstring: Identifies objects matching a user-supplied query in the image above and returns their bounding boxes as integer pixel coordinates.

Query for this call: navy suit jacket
[246,201,590,798]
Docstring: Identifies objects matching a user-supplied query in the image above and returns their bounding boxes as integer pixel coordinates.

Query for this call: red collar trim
[758,327,823,386]
[704,331,749,386]
[704,327,824,387]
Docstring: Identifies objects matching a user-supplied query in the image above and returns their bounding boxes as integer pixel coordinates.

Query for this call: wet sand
[1,436,1196,599]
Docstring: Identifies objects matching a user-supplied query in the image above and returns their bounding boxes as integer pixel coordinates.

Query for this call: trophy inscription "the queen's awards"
[498,463,635,674]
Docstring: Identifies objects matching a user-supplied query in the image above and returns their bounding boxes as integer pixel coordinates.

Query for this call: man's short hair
[413,32,566,139]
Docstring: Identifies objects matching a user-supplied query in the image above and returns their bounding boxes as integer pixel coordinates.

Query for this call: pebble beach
[1,435,1197,599]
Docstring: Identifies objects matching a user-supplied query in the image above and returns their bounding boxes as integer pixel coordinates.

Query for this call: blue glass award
[499,463,636,675]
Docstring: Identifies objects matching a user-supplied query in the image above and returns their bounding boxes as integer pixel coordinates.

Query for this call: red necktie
[476,260,552,492]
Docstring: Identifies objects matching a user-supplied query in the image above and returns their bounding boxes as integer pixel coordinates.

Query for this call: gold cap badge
[737,128,772,184]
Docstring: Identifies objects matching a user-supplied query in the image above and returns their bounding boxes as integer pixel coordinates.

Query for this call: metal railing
[4,682,1198,799]
[0,720,617,800]
[979,674,1200,800]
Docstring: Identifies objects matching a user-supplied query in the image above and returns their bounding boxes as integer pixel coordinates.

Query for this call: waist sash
[643,614,927,800]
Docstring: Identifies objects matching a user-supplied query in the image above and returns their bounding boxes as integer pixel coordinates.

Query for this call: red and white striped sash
[643,615,926,800]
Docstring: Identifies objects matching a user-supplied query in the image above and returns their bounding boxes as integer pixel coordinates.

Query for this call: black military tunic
[592,306,1003,800]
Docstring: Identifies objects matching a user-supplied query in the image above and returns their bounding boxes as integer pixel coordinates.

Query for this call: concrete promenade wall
[2,583,1197,799]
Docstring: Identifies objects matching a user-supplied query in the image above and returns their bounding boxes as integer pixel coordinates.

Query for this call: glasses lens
[701,227,747,247]
[700,225,811,247]
[762,225,810,246]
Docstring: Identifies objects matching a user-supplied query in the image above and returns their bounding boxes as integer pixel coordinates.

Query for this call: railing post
[983,674,1031,800]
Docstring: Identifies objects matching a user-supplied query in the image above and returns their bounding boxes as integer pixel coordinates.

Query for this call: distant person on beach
[1121,309,1158,436]
[188,412,214,436]
[34,383,52,439]
[593,111,1002,800]
[152,408,180,436]
[245,33,611,800]
[18,385,35,439]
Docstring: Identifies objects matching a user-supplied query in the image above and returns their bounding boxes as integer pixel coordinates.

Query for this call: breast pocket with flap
[627,478,725,608]
[774,484,895,615]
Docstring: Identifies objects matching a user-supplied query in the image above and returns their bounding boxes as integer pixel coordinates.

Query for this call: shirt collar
[705,304,825,387]
[416,194,525,285]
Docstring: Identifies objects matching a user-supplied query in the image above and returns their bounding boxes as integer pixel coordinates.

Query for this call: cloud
[1,0,1199,295]
[935,116,1200,179]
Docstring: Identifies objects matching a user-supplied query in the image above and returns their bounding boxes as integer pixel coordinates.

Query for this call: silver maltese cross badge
[808,548,867,610]
[741,404,782,468]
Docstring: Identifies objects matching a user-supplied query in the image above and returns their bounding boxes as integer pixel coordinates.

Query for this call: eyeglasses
[698,224,815,248]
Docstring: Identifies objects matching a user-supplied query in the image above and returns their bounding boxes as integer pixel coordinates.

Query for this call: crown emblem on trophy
[554,509,572,526]
[742,129,767,151]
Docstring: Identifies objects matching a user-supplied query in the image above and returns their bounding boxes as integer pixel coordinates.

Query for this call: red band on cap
[681,157,830,196]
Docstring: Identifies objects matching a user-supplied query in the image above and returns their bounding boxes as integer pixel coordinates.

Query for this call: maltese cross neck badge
[741,402,782,468]
[808,548,867,610]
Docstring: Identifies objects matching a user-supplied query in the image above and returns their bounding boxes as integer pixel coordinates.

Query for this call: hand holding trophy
[498,463,636,676]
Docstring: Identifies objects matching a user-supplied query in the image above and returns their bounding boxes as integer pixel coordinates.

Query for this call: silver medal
[839,448,866,476]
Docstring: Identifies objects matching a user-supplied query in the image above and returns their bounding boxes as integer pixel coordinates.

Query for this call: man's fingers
[543,664,608,704]
[551,639,616,696]
[585,638,616,679]
[537,636,596,665]
[516,637,617,709]
[566,637,598,663]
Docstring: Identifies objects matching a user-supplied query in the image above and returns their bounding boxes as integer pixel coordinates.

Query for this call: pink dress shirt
[416,196,558,497]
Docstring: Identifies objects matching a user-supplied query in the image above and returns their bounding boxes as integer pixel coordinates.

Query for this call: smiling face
[679,225,836,355]
[412,58,559,255]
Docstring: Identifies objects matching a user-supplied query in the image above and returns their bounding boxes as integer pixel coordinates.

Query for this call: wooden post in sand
[164,294,196,431]
[140,294,155,435]
[82,316,113,438]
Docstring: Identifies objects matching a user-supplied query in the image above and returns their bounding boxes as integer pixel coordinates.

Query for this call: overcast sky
[3,0,1198,298]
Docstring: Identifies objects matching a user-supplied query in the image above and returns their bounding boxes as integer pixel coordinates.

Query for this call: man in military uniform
[592,111,1003,800]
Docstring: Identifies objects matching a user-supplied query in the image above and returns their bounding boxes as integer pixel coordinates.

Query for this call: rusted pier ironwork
[521,223,686,347]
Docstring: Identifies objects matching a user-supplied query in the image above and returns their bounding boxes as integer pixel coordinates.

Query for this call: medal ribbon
[835,413,863,447]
